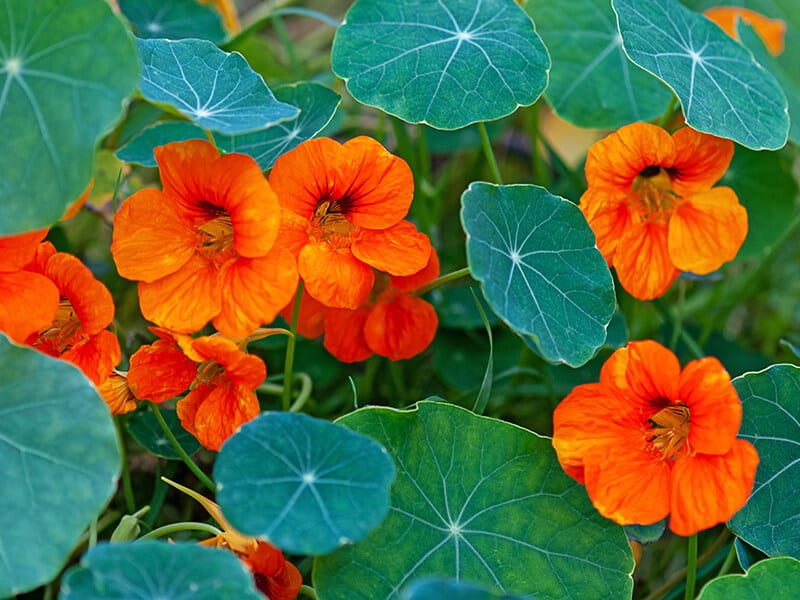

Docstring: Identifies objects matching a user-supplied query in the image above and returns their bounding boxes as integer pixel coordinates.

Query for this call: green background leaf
[119,0,225,43]
[402,578,528,600]
[730,365,800,559]
[696,556,800,599]
[315,401,634,599]
[613,0,789,150]
[0,0,139,235]
[137,38,298,135]
[332,0,549,130]
[60,541,263,599]
[461,183,616,367]
[127,409,200,460]
[526,0,671,128]
[214,412,396,555]
[0,336,120,596]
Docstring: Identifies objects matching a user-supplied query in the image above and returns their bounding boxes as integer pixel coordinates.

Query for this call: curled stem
[151,403,215,493]
[139,521,222,540]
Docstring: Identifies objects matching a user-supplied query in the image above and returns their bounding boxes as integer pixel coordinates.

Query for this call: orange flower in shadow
[552,340,758,536]
[270,137,431,309]
[97,370,138,416]
[705,7,786,55]
[111,140,298,338]
[580,122,747,300]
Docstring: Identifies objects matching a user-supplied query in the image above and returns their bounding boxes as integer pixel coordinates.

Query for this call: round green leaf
[403,578,528,600]
[315,401,634,599]
[461,182,616,367]
[114,121,202,166]
[526,0,671,128]
[119,0,225,43]
[127,409,200,460]
[624,519,666,544]
[612,0,789,150]
[0,336,120,596]
[735,537,769,571]
[137,38,298,135]
[60,541,262,599]
[214,412,396,555]
[0,0,139,235]
[331,0,550,130]
[730,365,800,559]
[696,556,800,600]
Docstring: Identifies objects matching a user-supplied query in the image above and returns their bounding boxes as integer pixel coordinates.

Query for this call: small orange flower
[270,137,432,309]
[127,327,197,403]
[552,340,758,536]
[97,370,138,416]
[111,140,298,338]
[580,122,747,300]
[705,7,786,55]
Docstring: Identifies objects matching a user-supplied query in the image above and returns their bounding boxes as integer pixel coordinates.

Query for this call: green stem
[415,266,472,296]
[257,381,286,395]
[358,356,381,401]
[115,418,136,514]
[685,533,699,600]
[89,517,98,549]
[717,543,738,576]
[299,585,319,600]
[282,282,304,411]
[389,360,407,405]
[390,117,417,172]
[659,95,679,128]
[289,373,313,413]
[151,404,215,493]
[139,521,222,540]
[526,105,550,187]
[204,129,217,150]
[477,122,503,184]
[272,14,304,79]
[145,461,169,529]
[669,279,687,351]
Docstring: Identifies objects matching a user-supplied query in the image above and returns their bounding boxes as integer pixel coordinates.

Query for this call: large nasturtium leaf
[402,578,528,600]
[119,0,226,43]
[696,557,800,600]
[137,38,298,135]
[0,336,120,597]
[0,0,139,235]
[525,0,671,128]
[315,401,634,599]
[127,409,200,460]
[214,412,395,555]
[613,0,789,150]
[729,365,800,559]
[331,0,550,130]
[461,183,616,367]
[60,541,263,599]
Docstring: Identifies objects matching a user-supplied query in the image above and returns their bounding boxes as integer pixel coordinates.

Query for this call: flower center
[35,298,84,353]
[311,199,356,245]
[646,403,691,459]
[630,166,680,223]
[198,212,236,268]
[195,360,225,386]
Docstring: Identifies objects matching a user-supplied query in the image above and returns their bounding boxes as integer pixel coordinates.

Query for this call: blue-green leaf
[0,0,139,235]
[461,182,616,367]
[214,412,395,555]
[127,409,200,460]
[696,556,800,599]
[0,336,120,596]
[137,38,298,135]
[119,0,225,43]
[332,0,549,130]
[613,0,789,150]
[403,578,528,600]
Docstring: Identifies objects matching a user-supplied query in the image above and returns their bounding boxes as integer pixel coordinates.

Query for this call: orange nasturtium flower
[198,0,241,34]
[704,7,786,56]
[97,370,138,416]
[111,140,298,338]
[552,340,758,536]
[580,122,747,300]
[270,136,432,309]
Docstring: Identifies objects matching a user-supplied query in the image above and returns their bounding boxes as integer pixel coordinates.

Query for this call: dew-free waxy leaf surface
[137,38,298,135]
[0,336,120,597]
[730,365,800,559]
[0,0,139,235]
[127,409,200,460]
[696,556,800,600]
[315,401,634,600]
[402,578,529,600]
[332,0,550,130]
[119,0,225,43]
[461,183,615,367]
[613,0,789,150]
[214,412,395,555]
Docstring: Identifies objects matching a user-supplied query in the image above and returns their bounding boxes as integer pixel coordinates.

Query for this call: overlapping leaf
[214,412,395,555]
[137,38,298,135]
[0,0,139,235]
[730,365,800,559]
[403,578,528,600]
[526,0,671,128]
[119,0,225,43]
[461,183,616,367]
[0,336,120,596]
[332,0,549,130]
[613,0,788,149]
[696,557,800,599]
[315,401,634,599]
[127,409,200,460]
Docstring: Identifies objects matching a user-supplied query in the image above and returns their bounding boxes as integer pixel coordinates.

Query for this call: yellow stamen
[198,213,236,268]
[646,403,691,459]
[37,298,83,352]
[312,199,356,243]
[630,166,679,223]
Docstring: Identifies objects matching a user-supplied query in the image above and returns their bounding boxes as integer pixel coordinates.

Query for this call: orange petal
[128,339,197,403]
[324,307,373,363]
[704,7,786,55]
[45,252,115,334]
[154,140,221,211]
[580,188,633,264]
[97,370,138,416]
[364,292,437,360]
[138,254,222,333]
[111,188,196,282]
[391,247,440,292]
[280,288,327,339]
[614,221,679,300]
[214,247,299,338]
[351,220,431,276]
[0,271,60,343]
[62,329,121,385]
[189,336,266,390]
[275,208,310,257]
[668,188,747,274]
[0,229,49,271]
[298,243,373,309]
[670,128,734,193]
[669,440,759,536]
[621,340,681,406]
[179,383,260,451]
[678,357,741,455]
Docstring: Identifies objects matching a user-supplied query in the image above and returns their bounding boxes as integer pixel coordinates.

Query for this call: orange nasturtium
[704,6,786,56]
[552,340,758,536]
[111,140,298,338]
[270,136,432,310]
[580,122,747,300]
